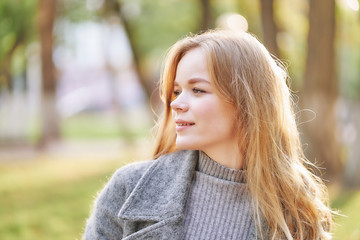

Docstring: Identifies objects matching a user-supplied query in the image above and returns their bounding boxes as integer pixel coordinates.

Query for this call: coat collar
[118,150,198,222]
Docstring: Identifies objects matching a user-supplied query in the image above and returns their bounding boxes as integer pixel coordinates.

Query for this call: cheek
[211,102,237,132]
[191,99,216,124]
[191,95,237,131]
[197,99,235,125]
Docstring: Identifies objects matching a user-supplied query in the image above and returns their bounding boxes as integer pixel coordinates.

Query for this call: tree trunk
[38,0,60,146]
[300,0,342,181]
[102,0,154,105]
[260,0,279,57]
[0,32,24,92]
[200,0,212,31]
[0,58,13,92]
[118,13,153,102]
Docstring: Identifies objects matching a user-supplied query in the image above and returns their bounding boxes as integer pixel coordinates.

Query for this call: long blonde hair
[153,30,333,239]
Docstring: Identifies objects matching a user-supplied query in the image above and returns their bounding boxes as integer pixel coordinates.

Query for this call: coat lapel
[118,150,198,239]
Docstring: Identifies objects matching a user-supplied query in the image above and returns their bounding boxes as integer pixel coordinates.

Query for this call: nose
[170,94,189,112]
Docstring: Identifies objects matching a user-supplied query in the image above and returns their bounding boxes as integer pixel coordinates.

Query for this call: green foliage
[337,4,360,100]
[121,0,200,59]
[121,0,262,64]
[274,0,309,89]
[1,0,359,98]
[331,190,360,239]
[0,1,36,41]
[57,0,99,22]
[0,0,37,60]
[0,157,128,240]
[0,0,37,91]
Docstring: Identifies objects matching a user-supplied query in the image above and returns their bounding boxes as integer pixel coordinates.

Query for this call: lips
[175,120,195,131]
[176,123,195,126]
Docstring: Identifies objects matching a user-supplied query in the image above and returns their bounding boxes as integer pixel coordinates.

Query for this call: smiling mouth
[176,123,195,126]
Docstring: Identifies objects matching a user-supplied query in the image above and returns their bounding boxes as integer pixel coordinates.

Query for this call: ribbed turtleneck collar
[197,151,246,183]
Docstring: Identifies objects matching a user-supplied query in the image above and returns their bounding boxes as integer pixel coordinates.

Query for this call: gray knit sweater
[183,151,254,240]
[83,150,262,240]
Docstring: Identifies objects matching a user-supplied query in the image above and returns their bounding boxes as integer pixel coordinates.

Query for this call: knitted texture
[83,150,260,240]
[183,151,255,240]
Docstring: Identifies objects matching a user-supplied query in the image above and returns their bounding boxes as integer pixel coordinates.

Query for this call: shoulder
[94,149,199,207]
[112,149,198,190]
[109,159,154,194]
[83,150,198,238]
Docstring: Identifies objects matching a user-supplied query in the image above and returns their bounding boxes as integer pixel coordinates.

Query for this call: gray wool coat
[82,150,260,240]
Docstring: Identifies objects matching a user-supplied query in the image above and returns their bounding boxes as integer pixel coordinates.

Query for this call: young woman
[83,30,333,240]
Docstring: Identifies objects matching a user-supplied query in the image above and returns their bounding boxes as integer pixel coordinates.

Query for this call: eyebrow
[174,77,210,86]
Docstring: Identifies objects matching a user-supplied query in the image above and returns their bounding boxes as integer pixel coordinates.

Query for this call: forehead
[174,48,210,84]
[174,78,210,86]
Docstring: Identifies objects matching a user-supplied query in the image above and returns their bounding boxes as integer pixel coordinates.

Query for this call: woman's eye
[173,90,180,96]
[193,88,206,94]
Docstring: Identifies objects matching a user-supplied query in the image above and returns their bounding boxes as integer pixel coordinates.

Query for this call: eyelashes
[173,88,206,97]
[192,88,206,94]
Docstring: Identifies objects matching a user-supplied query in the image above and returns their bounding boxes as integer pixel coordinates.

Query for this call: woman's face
[170,48,238,155]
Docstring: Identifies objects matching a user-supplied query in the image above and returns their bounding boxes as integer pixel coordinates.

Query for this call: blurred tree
[0,0,36,93]
[300,0,343,181]
[260,0,279,57]
[343,101,360,187]
[98,0,201,107]
[38,0,60,145]
[98,0,154,105]
[200,0,213,31]
[336,1,360,187]
[232,0,261,36]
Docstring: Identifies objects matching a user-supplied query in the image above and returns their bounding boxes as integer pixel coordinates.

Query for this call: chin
[175,139,199,150]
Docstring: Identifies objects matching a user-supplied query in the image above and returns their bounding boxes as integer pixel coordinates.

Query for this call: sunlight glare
[346,0,359,11]
[217,13,248,32]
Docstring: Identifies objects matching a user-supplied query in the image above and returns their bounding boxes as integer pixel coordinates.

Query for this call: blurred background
[0,0,359,239]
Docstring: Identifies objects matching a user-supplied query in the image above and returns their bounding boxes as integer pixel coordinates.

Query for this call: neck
[202,143,244,170]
